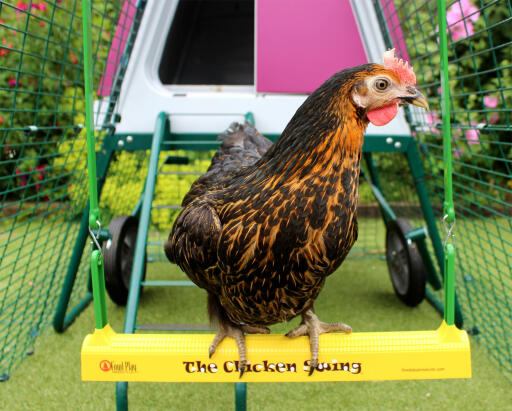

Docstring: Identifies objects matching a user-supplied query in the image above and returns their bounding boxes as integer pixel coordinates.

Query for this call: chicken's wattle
[367,102,398,126]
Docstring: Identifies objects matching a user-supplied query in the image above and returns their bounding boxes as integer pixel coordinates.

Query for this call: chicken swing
[80,0,470,407]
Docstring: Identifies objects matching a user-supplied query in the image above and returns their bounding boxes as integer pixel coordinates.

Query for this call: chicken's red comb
[383,48,416,86]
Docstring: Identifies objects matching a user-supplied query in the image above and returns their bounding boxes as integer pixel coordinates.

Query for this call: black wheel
[385,218,426,307]
[102,215,146,306]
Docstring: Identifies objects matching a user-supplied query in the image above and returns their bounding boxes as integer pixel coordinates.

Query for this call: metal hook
[443,214,456,249]
[88,220,102,252]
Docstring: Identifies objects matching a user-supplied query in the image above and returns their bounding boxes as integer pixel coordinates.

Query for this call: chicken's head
[351,49,429,126]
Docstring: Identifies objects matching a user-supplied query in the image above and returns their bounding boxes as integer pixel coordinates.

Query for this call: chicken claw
[285,309,351,376]
[209,323,270,378]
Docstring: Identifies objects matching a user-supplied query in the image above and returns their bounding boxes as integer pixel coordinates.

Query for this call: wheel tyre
[385,218,426,307]
[102,215,146,306]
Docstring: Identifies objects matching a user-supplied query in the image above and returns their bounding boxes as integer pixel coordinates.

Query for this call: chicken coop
[0,0,510,409]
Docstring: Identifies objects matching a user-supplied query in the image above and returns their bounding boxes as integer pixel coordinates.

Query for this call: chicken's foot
[209,322,270,378]
[285,309,351,375]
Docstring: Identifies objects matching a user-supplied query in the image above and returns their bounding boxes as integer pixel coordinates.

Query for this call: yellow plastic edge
[81,322,471,382]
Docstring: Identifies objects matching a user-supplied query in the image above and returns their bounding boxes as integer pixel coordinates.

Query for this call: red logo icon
[99,360,112,372]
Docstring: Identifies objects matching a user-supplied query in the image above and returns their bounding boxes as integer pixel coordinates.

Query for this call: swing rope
[82,0,108,331]
[438,0,456,326]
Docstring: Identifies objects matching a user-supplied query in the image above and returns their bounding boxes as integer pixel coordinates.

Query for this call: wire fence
[0,0,144,381]
[375,0,512,380]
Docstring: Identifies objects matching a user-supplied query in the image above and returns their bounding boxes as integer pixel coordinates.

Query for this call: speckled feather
[165,64,378,327]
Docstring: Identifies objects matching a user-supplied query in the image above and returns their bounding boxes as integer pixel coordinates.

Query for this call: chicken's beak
[410,93,429,111]
[400,87,429,111]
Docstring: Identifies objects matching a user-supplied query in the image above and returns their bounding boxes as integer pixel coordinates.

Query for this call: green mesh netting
[375,0,511,380]
[0,0,144,381]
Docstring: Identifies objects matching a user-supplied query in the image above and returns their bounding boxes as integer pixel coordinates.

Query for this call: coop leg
[116,382,128,411]
[53,205,91,332]
[235,382,247,411]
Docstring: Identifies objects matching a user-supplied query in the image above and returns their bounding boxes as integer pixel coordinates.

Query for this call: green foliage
[99,150,213,230]
[0,0,115,199]
[393,0,511,199]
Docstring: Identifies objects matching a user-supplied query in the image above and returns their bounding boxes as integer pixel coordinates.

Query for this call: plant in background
[392,0,511,204]
[0,0,115,204]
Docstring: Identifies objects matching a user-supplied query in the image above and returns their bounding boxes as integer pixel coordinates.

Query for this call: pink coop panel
[379,0,411,62]
[98,0,137,97]
[257,0,368,94]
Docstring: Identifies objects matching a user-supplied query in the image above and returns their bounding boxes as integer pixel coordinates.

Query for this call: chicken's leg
[209,322,270,378]
[286,309,351,375]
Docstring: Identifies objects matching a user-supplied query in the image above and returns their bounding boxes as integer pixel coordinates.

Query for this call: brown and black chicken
[165,49,428,376]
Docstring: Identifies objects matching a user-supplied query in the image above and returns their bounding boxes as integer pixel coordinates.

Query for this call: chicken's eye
[375,79,390,91]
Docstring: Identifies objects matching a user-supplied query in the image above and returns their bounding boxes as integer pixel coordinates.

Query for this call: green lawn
[1,247,511,410]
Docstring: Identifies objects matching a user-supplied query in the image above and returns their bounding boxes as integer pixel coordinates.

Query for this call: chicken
[164,49,428,376]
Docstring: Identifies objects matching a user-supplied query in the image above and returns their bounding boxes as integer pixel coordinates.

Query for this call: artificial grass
[1,257,510,410]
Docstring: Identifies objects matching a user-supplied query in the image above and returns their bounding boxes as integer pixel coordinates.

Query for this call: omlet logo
[99,360,112,372]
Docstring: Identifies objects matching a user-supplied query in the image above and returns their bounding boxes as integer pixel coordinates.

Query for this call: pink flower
[16,1,28,13]
[484,95,498,108]
[465,123,480,145]
[34,2,47,12]
[0,116,4,124]
[465,129,479,144]
[445,0,480,41]
[426,111,439,125]
[8,77,17,87]
[453,148,462,158]
[425,110,441,134]
[447,0,480,24]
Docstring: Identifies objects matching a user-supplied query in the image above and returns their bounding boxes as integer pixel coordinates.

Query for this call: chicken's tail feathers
[216,122,273,156]
[181,122,272,206]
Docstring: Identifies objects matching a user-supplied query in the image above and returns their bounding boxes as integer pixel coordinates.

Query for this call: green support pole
[238,111,253,411]
[444,244,456,325]
[82,0,100,230]
[122,112,168,334]
[116,383,128,411]
[235,382,247,411]
[90,250,108,330]
[438,0,457,326]
[53,142,114,332]
[116,113,168,411]
[81,0,108,330]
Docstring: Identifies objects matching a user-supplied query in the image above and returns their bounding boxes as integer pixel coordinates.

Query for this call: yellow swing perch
[80,0,470,385]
